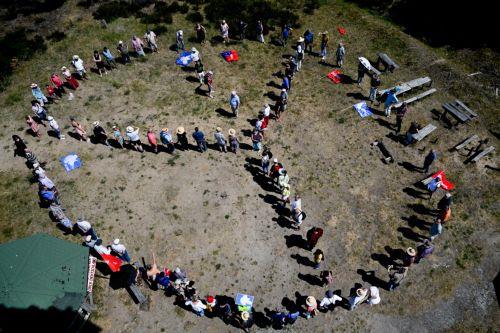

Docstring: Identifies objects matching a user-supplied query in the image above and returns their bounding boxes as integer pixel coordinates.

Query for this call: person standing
[282,75,291,92]
[319,31,329,63]
[416,239,435,263]
[426,176,442,199]
[366,286,381,305]
[320,270,334,287]
[306,227,324,250]
[262,104,271,128]
[269,158,283,180]
[422,149,437,174]
[75,218,98,240]
[304,296,318,319]
[125,126,144,152]
[349,288,368,310]
[368,74,381,103]
[50,73,66,94]
[214,127,227,153]
[192,127,207,152]
[276,89,288,120]
[228,128,239,153]
[220,20,229,43]
[403,247,417,267]
[277,169,290,190]
[405,121,420,145]
[26,116,41,137]
[176,127,189,151]
[303,29,314,54]
[281,183,291,207]
[70,118,89,142]
[313,249,324,269]
[296,38,305,71]
[47,116,64,139]
[395,102,408,134]
[144,29,158,52]
[92,121,110,146]
[61,66,79,89]
[335,42,345,67]
[229,91,240,117]
[251,130,263,152]
[117,41,131,63]
[238,20,248,40]
[185,297,207,317]
[429,218,443,241]
[31,83,48,106]
[387,265,408,291]
[319,290,342,311]
[31,100,48,124]
[195,23,206,44]
[12,135,27,157]
[93,50,107,77]
[176,30,185,52]
[147,128,158,153]
[384,88,399,117]
[71,55,88,80]
[357,60,367,85]
[204,71,214,98]
[110,238,131,262]
[281,23,292,46]
[261,147,273,174]
[160,128,175,153]
[131,36,145,57]
[256,20,265,43]
[195,61,205,85]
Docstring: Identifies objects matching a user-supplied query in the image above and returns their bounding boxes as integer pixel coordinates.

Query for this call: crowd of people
[11,17,455,331]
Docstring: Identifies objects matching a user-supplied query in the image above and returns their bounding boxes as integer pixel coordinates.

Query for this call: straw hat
[191,47,197,52]
[93,121,100,126]
[207,70,213,75]
[176,126,185,134]
[61,66,67,71]
[161,127,169,132]
[126,126,134,133]
[113,239,120,245]
[306,296,316,307]
[216,127,222,132]
[298,37,304,42]
[228,128,236,136]
[112,125,119,130]
[85,235,92,242]
[30,83,37,88]
[406,247,416,256]
[241,311,250,321]
[356,288,368,297]
[73,55,79,60]
[281,88,286,92]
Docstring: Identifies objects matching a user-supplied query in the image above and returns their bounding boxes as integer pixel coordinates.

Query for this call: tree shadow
[397,226,426,242]
[357,269,389,290]
[291,253,314,267]
[215,108,233,118]
[297,273,323,286]
[284,234,308,249]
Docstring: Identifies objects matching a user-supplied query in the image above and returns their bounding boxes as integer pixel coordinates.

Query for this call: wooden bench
[378,76,432,97]
[441,99,477,125]
[127,283,147,304]
[394,88,436,108]
[412,124,437,142]
[453,135,479,151]
[471,146,495,162]
[377,52,400,72]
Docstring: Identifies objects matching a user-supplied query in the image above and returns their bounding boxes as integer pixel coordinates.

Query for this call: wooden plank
[378,77,430,96]
[377,52,400,70]
[455,99,478,118]
[406,76,431,89]
[443,103,469,123]
[471,146,495,162]
[370,67,381,76]
[454,135,479,150]
[412,124,437,142]
[128,284,147,304]
[394,88,436,108]
[422,175,433,185]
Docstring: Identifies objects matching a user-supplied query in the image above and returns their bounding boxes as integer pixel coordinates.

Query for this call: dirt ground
[0,1,499,332]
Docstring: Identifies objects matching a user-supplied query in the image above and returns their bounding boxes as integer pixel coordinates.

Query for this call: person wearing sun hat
[229,90,241,117]
[387,265,408,291]
[236,311,253,332]
[71,55,88,80]
[110,238,131,262]
[214,127,227,153]
[125,126,143,152]
[160,127,175,153]
[61,66,79,89]
[176,126,189,151]
[403,247,417,267]
[93,121,110,146]
[117,40,131,63]
[111,125,124,148]
[47,115,64,140]
[319,31,329,63]
[228,128,239,153]
[304,296,318,319]
[336,42,345,67]
[349,287,368,310]
[31,83,49,106]
[83,235,110,256]
[319,289,342,310]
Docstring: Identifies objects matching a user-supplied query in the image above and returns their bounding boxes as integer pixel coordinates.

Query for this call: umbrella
[358,57,372,70]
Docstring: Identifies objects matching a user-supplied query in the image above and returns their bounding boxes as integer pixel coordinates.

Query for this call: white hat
[118,40,123,44]
[85,235,92,242]
[47,116,54,121]
[273,158,278,163]
[126,126,134,133]
[73,55,79,60]
[241,311,250,321]
[216,127,222,132]
[231,90,236,95]
[30,83,38,88]
[207,70,213,74]
[191,47,197,52]
[92,121,100,126]
[281,88,286,92]
[61,66,67,71]
[306,296,316,307]
[113,239,120,245]
[298,37,304,42]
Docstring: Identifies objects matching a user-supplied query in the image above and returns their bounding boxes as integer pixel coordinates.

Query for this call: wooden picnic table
[394,88,437,108]
[412,124,437,142]
[471,146,495,162]
[441,99,478,125]
[453,135,479,151]
[376,52,400,72]
[378,76,432,97]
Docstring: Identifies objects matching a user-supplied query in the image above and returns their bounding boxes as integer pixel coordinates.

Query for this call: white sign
[87,256,97,293]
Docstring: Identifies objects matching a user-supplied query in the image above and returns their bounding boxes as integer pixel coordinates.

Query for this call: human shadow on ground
[244,162,275,192]
[346,92,367,101]
[272,216,295,229]
[357,269,389,290]
[386,132,406,145]
[297,273,323,286]
[264,91,280,101]
[406,203,435,216]
[397,226,426,242]
[373,117,394,130]
[340,74,355,84]
[401,214,432,230]
[266,80,282,89]
[403,186,428,199]
[215,108,234,118]
[291,253,315,267]
[371,246,404,268]
[284,234,308,249]
[398,161,421,173]
[241,129,252,137]
[185,75,199,83]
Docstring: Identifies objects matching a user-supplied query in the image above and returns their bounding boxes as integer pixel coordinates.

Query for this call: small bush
[47,30,66,42]
[186,11,203,23]
[93,0,153,22]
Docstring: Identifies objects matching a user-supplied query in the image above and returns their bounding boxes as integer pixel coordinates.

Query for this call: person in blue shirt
[192,127,207,152]
[384,88,399,117]
[160,127,175,153]
[303,29,314,54]
[229,91,240,117]
[102,47,117,69]
[422,149,437,173]
[31,83,48,106]
[426,176,442,199]
[282,75,291,91]
[281,24,292,46]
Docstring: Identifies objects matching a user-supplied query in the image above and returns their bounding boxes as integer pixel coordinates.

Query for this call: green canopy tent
[0,233,97,332]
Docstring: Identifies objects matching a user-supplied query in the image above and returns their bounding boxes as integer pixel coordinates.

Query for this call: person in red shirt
[269,158,284,182]
[45,84,60,102]
[50,73,65,94]
[147,128,158,154]
[306,227,324,250]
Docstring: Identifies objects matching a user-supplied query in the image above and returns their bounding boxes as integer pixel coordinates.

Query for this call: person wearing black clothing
[369,74,381,103]
[176,127,189,151]
[12,135,27,157]
[92,121,109,146]
[239,20,248,40]
[395,102,408,134]
[437,192,452,211]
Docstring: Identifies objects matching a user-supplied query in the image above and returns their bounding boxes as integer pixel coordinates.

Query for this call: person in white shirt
[47,116,65,139]
[367,286,381,305]
[349,287,368,310]
[38,175,55,190]
[191,47,200,63]
[75,218,97,240]
[110,239,131,262]
[33,163,46,178]
[144,29,158,52]
[71,55,88,79]
[185,297,207,316]
[296,38,305,71]
[176,30,185,52]
[84,235,110,256]
[319,290,342,310]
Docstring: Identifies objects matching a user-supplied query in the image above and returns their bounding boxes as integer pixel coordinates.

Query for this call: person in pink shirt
[26,115,41,137]
[147,128,158,153]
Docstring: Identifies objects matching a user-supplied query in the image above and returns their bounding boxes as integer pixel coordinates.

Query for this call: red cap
[207,296,215,303]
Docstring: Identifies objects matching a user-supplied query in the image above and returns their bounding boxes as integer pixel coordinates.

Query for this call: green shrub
[47,30,66,42]
[93,0,153,22]
[186,11,203,23]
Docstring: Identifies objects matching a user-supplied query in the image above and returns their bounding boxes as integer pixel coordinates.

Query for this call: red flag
[327,70,343,84]
[338,27,346,36]
[101,253,123,272]
[430,170,455,190]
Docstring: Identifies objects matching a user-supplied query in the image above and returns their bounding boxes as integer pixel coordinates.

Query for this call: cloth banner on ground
[221,50,239,62]
[327,70,343,84]
[337,27,346,35]
[175,51,194,66]
[353,102,373,118]
[101,253,123,272]
[430,170,455,190]
[60,153,82,172]
[235,293,254,309]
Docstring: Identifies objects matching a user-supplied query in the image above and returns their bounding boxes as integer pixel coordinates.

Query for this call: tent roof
[0,233,89,311]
